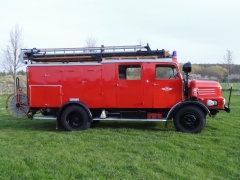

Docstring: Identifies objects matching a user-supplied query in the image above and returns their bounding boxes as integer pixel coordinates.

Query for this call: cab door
[153,64,183,108]
[116,64,144,108]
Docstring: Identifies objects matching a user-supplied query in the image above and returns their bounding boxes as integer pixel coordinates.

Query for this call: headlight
[207,100,218,106]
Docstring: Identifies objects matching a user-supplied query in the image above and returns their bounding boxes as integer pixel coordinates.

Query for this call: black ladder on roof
[19,44,171,63]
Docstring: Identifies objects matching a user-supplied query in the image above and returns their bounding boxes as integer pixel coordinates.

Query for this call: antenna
[227,86,232,108]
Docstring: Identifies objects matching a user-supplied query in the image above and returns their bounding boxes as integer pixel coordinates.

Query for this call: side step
[93,117,167,122]
[34,115,56,120]
[33,116,167,122]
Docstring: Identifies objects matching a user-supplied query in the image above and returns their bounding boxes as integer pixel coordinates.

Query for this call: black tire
[61,105,90,131]
[173,106,206,133]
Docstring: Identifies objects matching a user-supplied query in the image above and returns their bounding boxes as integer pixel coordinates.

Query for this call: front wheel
[173,106,206,133]
[61,105,90,131]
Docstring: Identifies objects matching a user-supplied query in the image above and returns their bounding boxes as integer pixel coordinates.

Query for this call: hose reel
[5,77,29,118]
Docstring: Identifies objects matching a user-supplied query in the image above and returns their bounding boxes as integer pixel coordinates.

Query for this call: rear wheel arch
[57,101,92,122]
[61,105,90,131]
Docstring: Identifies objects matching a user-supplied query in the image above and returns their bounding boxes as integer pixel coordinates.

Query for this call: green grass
[0,92,239,179]
[220,82,240,91]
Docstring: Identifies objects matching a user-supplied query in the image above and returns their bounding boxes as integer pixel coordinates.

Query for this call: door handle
[117,84,121,86]
[154,84,159,86]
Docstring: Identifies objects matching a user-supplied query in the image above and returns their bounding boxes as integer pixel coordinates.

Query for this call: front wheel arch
[173,105,206,133]
[167,101,211,120]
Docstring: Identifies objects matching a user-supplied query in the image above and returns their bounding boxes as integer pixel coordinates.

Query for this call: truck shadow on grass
[0,119,176,132]
[90,121,176,132]
[0,119,58,132]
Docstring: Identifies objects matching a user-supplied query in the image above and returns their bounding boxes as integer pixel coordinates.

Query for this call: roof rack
[19,44,172,64]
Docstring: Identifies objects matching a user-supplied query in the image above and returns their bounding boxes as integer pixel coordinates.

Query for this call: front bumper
[224,105,230,113]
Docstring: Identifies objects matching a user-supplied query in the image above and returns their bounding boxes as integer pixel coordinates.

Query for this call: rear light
[147,113,162,119]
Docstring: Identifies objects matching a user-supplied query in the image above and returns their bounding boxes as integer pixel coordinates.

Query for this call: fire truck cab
[13,44,230,133]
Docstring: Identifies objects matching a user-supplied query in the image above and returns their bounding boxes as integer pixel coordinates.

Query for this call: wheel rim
[179,112,199,129]
[66,112,84,128]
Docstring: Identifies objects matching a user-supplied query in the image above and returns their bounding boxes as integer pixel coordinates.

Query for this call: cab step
[34,115,56,120]
[33,116,167,122]
[93,117,167,122]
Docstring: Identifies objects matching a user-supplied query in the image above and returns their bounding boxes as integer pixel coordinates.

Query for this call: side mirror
[183,62,191,73]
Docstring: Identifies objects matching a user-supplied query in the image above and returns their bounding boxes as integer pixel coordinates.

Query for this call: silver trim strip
[27,63,102,67]
[34,115,56,120]
[26,59,176,66]
[102,59,173,63]
[93,117,167,122]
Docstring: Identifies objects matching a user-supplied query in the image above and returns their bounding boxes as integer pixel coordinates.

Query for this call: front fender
[166,100,211,120]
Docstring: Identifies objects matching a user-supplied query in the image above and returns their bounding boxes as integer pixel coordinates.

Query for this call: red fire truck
[7,44,230,133]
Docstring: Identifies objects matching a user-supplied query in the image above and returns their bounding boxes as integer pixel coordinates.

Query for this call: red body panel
[80,66,102,107]
[61,66,81,105]
[29,85,62,107]
[189,80,225,109]
[101,63,117,107]
[27,61,183,109]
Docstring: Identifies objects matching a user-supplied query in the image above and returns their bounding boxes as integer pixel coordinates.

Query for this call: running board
[33,116,167,122]
[34,115,57,120]
[93,117,167,122]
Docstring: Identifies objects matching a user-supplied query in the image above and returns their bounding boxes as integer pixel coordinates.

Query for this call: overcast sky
[0,0,240,67]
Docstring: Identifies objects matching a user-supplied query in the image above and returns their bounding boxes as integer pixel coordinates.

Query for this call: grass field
[221,82,240,91]
[0,92,239,179]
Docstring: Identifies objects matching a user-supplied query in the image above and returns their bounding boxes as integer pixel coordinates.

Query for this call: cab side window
[119,65,141,80]
[156,65,177,79]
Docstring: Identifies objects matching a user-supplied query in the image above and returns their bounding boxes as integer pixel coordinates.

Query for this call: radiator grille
[198,88,216,95]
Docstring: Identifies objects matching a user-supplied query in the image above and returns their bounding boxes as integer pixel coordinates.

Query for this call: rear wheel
[174,106,206,133]
[61,105,90,131]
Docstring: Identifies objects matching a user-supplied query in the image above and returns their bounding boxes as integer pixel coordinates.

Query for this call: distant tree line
[197,64,240,75]
[179,64,240,82]
[0,70,26,76]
